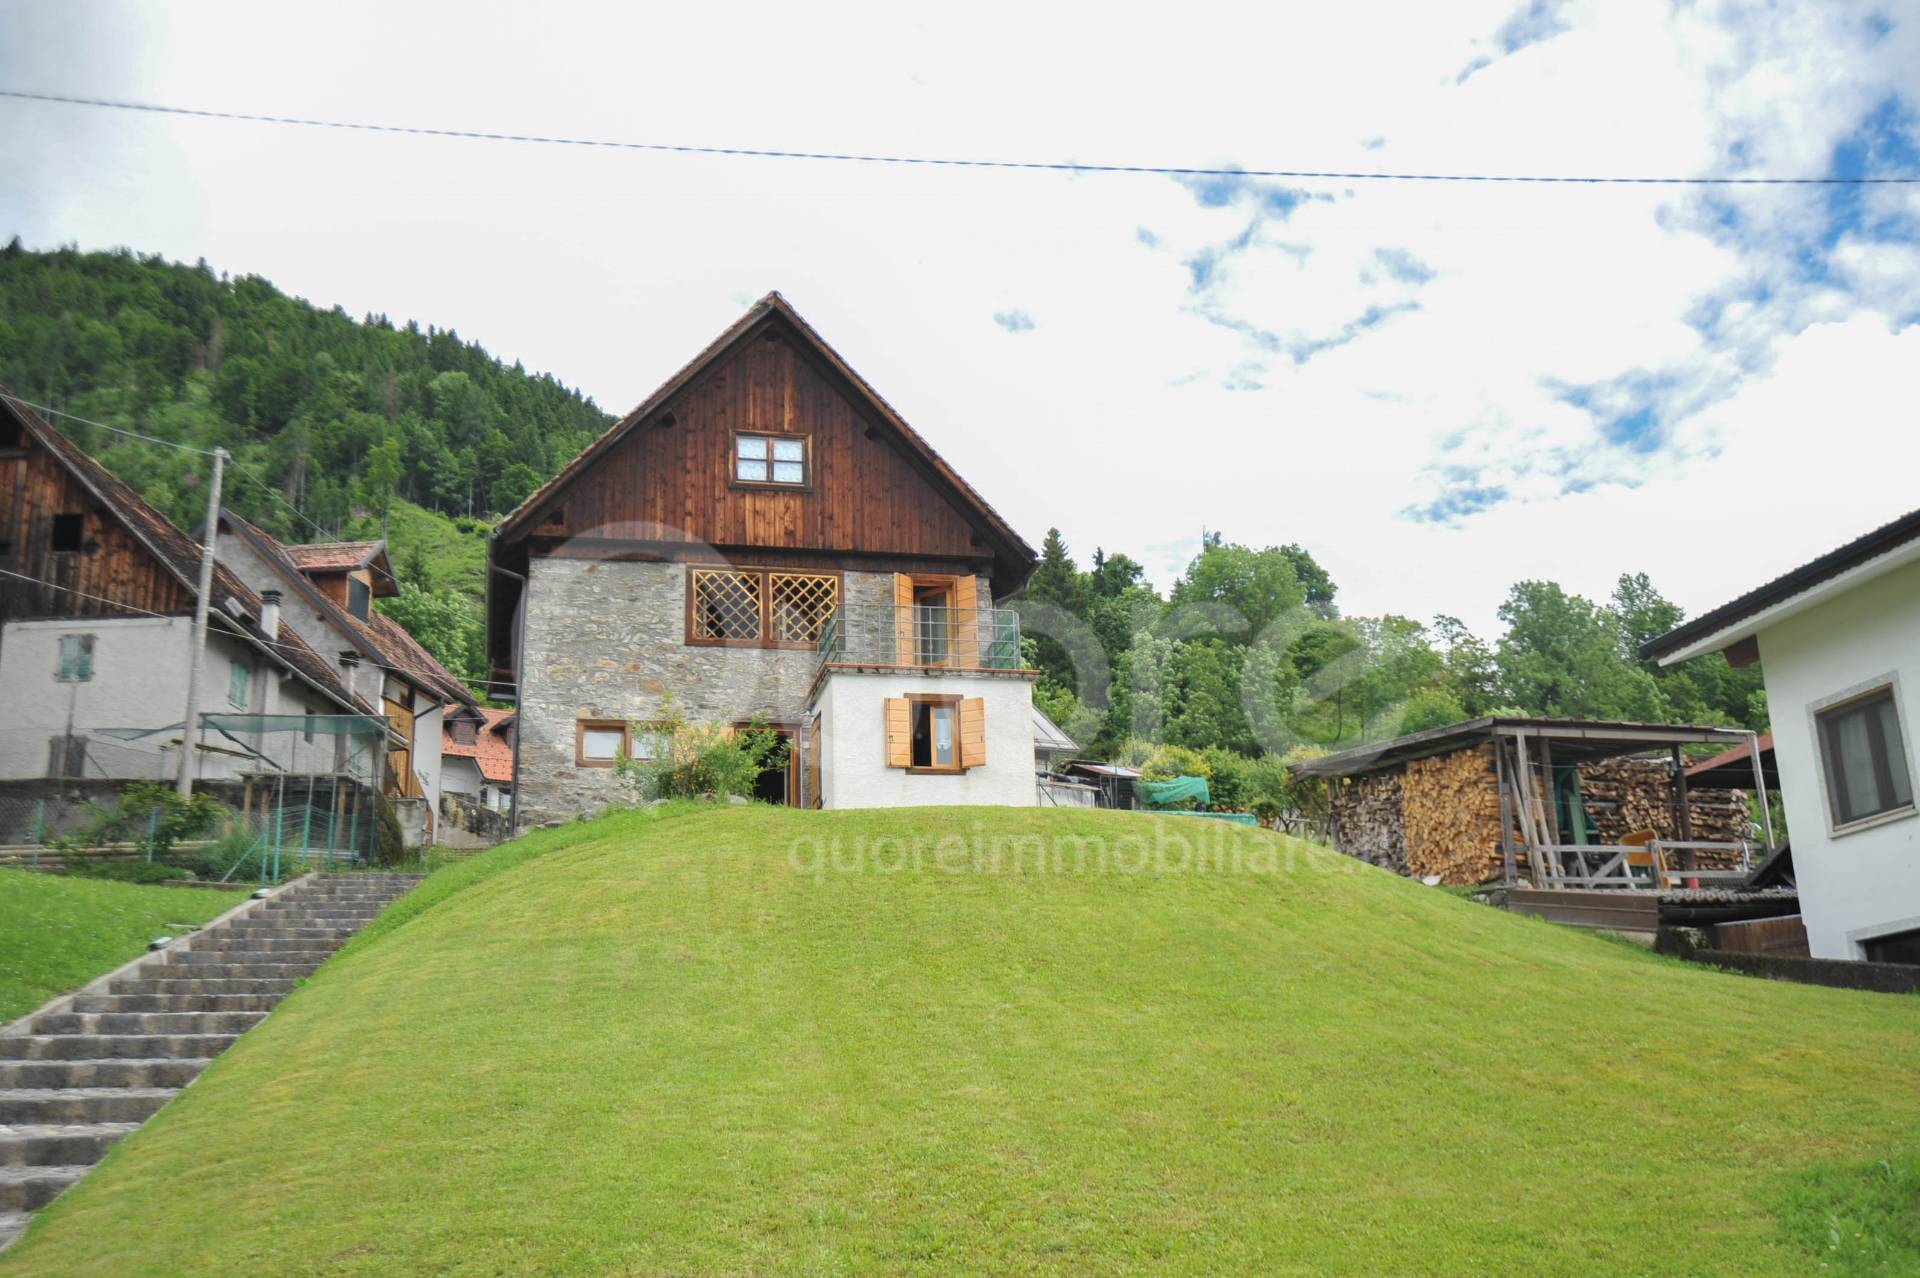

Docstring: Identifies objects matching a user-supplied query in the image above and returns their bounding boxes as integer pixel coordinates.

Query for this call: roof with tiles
[443,704,514,783]
[219,510,476,709]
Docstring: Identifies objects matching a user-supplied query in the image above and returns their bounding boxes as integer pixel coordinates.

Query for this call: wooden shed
[1291,717,1775,888]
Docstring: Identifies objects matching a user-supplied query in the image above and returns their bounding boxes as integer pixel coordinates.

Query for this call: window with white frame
[733,431,809,487]
[1815,685,1914,829]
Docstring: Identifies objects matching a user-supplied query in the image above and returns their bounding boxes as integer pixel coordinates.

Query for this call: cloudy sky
[2,1,1917,634]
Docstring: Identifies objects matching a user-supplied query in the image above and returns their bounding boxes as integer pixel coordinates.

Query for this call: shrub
[619,706,789,802]
[1109,737,1158,769]
[63,783,224,858]
[1276,744,1331,836]
[1140,744,1211,783]
[1200,747,1254,811]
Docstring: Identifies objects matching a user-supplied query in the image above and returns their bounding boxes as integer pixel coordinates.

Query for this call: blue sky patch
[992,309,1035,334]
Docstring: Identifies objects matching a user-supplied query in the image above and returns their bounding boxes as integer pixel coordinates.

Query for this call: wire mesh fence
[1,714,398,880]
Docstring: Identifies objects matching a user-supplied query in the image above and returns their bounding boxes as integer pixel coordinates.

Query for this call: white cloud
[0,0,1915,637]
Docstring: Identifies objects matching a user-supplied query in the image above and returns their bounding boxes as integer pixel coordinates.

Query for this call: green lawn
[0,868,249,1021]
[6,806,1917,1275]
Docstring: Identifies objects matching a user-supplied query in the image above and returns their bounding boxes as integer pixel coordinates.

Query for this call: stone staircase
[0,873,424,1251]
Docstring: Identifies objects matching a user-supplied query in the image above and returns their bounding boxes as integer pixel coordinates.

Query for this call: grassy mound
[6,807,1917,1275]
[0,868,248,1021]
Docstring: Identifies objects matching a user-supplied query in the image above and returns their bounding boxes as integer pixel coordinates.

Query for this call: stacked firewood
[1403,746,1509,884]
[1580,756,1752,865]
[1327,772,1407,874]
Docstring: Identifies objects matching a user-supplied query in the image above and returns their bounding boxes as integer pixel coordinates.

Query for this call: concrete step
[110,977,297,998]
[0,1059,208,1090]
[0,1034,239,1062]
[0,1166,87,1212]
[143,960,324,980]
[161,950,331,969]
[0,1210,27,1251]
[73,992,281,1014]
[0,1123,136,1167]
[187,936,343,954]
[218,925,355,942]
[33,1011,266,1036]
[0,1089,177,1125]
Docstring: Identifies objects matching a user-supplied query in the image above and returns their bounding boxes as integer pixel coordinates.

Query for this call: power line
[5,87,1915,186]
[0,392,220,455]
[6,391,356,548]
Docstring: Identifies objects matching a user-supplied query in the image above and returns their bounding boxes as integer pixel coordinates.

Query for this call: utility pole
[176,446,229,797]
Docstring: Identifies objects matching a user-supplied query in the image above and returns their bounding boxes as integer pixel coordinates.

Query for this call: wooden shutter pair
[883,696,987,769]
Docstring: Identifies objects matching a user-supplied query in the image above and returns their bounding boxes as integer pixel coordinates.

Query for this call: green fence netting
[1135,776,1211,809]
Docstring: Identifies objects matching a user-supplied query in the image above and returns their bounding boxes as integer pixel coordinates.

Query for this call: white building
[1646,508,1920,962]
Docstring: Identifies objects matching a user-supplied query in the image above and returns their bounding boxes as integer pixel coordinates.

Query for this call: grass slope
[371,499,489,599]
[6,807,1917,1276]
[0,869,248,1021]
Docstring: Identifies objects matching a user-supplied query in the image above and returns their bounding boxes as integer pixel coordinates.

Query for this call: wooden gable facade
[0,393,193,625]
[488,293,1036,679]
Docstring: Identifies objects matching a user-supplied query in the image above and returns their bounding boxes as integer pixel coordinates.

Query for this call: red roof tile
[443,705,514,784]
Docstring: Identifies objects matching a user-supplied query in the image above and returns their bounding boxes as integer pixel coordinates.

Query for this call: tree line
[1011,528,1765,797]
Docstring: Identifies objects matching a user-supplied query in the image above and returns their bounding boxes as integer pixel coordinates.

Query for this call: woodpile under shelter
[1292,717,1777,890]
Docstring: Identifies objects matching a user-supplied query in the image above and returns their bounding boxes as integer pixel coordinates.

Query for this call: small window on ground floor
[1862,927,1920,966]
[576,719,629,767]
[1816,685,1914,829]
[885,695,986,772]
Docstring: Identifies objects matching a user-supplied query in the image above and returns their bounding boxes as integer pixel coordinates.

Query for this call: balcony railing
[816,604,1023,672]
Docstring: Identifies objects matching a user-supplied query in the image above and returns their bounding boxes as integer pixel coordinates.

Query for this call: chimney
[259,590,282,640]
[340,650,361,703]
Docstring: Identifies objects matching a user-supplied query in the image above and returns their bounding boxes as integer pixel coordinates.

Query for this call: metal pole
[490,559,528,838]
[175,446,228,797]
[1747,731,1777,854]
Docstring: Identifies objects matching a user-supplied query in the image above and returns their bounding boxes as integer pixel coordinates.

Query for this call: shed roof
[284,540,398,594]
[1684,731,1778,789]
[1288,716,1749,779]
[1031,705,1079,754]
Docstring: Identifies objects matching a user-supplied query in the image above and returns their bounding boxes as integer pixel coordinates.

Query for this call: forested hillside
[0,240,613,688]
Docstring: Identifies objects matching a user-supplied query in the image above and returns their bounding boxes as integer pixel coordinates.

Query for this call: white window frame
[1806,672,1918,838]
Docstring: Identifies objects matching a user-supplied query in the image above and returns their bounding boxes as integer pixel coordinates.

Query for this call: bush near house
[7,806,1918,1276]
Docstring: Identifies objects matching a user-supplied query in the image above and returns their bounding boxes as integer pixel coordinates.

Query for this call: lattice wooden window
[769,572,838,645]
[690,568,763,641]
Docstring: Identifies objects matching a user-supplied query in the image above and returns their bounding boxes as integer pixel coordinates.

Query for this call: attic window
[52,513,84,553]
[734,432,809,487]
[0,415,20,449]
[347,576,371,621]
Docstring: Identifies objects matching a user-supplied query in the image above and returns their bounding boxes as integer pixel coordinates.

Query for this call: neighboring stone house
[0,391,365,790]
[442,704,514,812]
[214,511,479,837]
[488,292,1040,822]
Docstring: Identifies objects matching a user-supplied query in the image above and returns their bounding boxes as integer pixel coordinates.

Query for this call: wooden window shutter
[960,698,987,769]
[949,575,980,668]
[808,713,824,807]
[893,573,916,665]
[884,697,912,768]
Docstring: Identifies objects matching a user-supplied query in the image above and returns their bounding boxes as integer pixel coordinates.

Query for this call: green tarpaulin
[1135,776,1211,809]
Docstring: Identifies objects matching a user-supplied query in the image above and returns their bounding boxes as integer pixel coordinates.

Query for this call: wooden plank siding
[531,322,983,565]
[0,443,192,624]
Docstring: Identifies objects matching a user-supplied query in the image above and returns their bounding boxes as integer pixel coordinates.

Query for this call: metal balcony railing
[816,604,1023,672]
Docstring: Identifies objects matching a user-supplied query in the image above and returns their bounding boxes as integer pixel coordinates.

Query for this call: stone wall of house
[517,559,994,822]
